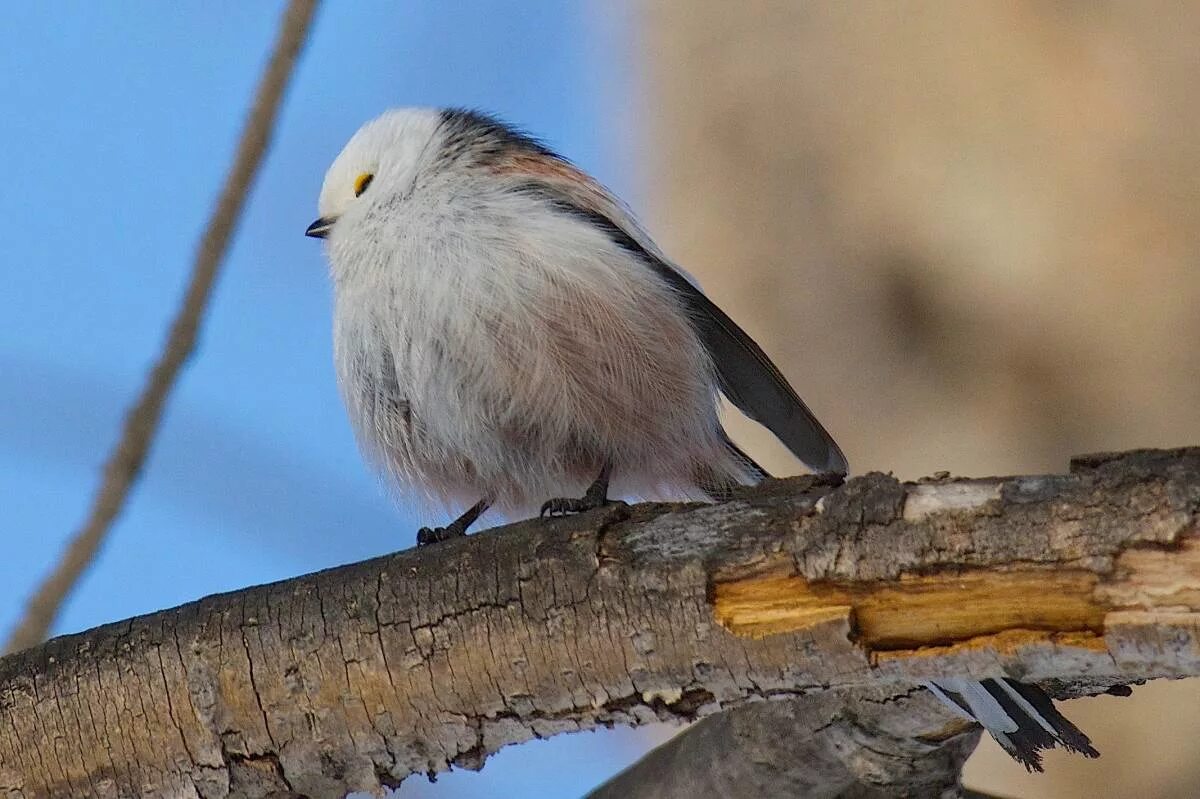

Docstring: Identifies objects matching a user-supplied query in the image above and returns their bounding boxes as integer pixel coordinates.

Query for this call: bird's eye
[353,172,374,197]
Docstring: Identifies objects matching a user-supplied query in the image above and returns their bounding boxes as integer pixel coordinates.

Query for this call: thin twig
[4,0,321,654]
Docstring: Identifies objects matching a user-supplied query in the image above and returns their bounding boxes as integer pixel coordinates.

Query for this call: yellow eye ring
[353,172,374,197]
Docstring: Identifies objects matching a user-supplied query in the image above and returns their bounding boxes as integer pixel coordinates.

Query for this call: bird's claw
[540,463,616,518]
[540,496,616,518]
[417,525,464,546]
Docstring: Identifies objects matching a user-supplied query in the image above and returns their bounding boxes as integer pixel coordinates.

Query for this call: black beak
[305,216,337,239]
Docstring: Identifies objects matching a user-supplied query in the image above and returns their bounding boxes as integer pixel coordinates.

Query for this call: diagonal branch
[588,688,983,799]
[3,0,321,655]
[1,447,1199,798]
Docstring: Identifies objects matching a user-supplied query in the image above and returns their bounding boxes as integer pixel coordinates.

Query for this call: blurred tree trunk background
[639,2,1200,796]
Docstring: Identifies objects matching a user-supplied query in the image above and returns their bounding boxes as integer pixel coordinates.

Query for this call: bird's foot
[540,479,614,517]
[539,462,616,518]
[416,523,466,547]
[416,498,492,546]
[539,495,613,517]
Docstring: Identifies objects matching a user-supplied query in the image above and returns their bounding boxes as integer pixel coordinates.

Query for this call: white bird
[307,107,844,537]
[307,107,1097,770]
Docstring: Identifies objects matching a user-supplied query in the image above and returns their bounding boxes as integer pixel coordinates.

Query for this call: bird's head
[306,107,569,241]
[306,107,445,239]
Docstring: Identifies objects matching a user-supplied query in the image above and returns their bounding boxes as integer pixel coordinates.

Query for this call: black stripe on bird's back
[438,108,561,168]
[514,180,849,475]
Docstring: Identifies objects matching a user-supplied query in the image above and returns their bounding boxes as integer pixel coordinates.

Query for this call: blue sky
[0,2,660,795]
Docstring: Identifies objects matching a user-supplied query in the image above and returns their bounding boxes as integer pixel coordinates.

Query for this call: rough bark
[589,688,983,799]
[2,447,1199,798]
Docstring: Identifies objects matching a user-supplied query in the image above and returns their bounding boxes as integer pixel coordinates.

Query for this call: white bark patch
[902,481,1002,521]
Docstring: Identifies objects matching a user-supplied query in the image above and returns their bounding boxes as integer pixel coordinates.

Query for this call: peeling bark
[1,448,1199,798]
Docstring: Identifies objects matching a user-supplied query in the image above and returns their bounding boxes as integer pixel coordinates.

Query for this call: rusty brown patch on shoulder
[491,152,587,182]
[490,153,614,213]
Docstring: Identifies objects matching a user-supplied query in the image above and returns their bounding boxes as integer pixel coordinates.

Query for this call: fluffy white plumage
[314,108,770,515]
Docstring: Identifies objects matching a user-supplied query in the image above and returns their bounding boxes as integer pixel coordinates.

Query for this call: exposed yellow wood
[872,629,1109,667]
[855,571,1105,648]
[1101,535,1200,610]
[712,570,1106,649]
[711,575,854,638]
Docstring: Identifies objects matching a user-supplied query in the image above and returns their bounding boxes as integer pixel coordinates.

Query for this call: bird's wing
[509,168,848,475]
[641,256,848,474]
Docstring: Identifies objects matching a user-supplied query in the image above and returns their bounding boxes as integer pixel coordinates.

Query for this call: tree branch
[2,447,1198,798]
[588,688,983,799]
[2,0,320,655]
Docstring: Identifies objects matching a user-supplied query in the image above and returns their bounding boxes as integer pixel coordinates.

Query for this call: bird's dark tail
[925,677,1099,771]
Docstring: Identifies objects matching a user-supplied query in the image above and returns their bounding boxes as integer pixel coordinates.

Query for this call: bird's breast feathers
[328,192,725,499]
